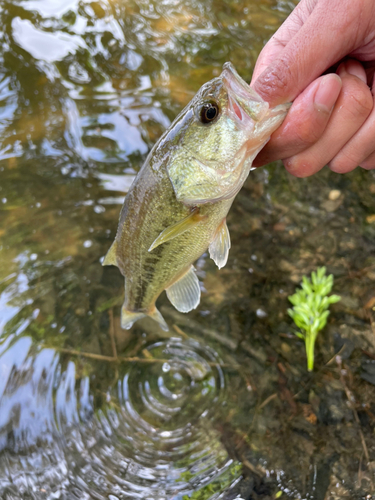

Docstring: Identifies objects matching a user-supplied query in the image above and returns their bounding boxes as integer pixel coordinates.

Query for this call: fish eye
[199,101,220,124]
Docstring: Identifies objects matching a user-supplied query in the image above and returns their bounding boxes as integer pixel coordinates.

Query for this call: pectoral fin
[209,219,231,269]
[166,266,201,313]
[102,240,118,266]
[149,208,206,252]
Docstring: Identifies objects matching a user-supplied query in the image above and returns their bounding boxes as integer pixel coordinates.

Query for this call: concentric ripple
[0,335,238,500]
[115,338,229,496]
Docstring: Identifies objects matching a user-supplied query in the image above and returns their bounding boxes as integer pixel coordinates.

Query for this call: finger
[360,150,375,170]
[329,67,375,173]
[252,0,370,106]
[251,0,318,82]
[253,73,342,167]
[284,60,373,177]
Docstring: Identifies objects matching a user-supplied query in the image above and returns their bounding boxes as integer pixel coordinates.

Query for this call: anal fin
[209,219,231,269]
[121,308,146,330]
[166,266,201,313]
[121,305,169,331]
[103,240,118,267]
[149,208,206,252]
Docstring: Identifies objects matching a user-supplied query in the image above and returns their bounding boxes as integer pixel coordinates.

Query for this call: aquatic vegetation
[181,462,242,499]
[288,267,341,371]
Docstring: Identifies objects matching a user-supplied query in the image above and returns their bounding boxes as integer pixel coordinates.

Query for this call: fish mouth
[222,62,269,127]
[227,90,254,129]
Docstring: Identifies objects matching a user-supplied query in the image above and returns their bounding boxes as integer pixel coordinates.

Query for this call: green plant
[181,462,242,499]
[288,267,341,371]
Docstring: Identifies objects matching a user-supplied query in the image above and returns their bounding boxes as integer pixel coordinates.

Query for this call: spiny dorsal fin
[102,240,118,266]
[208,219,231,269]
[149,208,206,252]
[166,266,201,313]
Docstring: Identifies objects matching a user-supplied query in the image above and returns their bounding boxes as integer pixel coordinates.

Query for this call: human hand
[251,0,375,176]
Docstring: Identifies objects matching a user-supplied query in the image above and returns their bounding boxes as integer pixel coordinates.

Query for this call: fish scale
[121,166,232,311]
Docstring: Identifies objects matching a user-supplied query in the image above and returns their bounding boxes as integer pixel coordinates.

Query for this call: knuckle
[271,58,294,94]
[293,120,322,146]
[254,57,294,104]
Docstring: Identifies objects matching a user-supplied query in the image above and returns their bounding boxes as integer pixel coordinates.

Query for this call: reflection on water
[1,0,375,498]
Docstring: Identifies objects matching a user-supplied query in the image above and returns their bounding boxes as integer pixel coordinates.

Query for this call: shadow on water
[0,0,375,499]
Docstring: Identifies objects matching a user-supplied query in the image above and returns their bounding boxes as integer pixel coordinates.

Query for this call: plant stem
[306,329,315,372]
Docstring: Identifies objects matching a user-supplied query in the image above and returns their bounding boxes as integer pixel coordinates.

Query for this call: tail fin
[121,305,169,331]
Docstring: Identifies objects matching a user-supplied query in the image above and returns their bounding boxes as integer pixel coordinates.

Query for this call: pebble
[281,342,291,354]
[256,308,267,318]
[328,189,341,201]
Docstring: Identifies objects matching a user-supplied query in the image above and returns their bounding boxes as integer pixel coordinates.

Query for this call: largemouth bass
[103,63,289,330]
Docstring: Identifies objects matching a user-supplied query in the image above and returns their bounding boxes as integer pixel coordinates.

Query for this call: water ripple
[0,336,237,499]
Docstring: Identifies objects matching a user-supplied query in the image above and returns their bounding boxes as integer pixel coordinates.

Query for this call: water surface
[1,0,375,499]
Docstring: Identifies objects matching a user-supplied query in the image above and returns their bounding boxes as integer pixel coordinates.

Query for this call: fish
[103,62,289,331]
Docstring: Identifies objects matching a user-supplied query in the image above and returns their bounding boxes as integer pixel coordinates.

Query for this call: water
[1,0,375,499]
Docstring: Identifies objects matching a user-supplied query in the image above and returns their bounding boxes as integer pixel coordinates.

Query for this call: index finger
[252,0,367,106]
[251,0,317,82]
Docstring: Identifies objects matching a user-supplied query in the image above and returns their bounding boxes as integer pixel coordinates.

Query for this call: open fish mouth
[226,89,255,128]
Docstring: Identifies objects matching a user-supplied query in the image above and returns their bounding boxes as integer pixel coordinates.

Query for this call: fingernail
[314,74,342,113]
[337,60,367,83]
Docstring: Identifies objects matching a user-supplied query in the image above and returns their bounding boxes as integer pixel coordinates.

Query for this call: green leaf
[328,294,341,304]
[318,266,326,279]
[302,276,313,294]
[288,294,299,306]
[311,270,317,285]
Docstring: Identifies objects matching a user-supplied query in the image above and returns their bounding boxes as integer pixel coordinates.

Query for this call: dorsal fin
[102,240,118,266]
[208,219,231,269]
[149,208,206,252]
[166,266,201,313]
